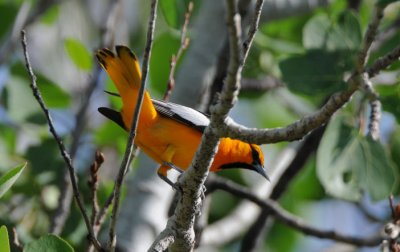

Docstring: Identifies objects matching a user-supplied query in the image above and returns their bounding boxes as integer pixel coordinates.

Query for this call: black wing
[98,107,126,130]
[151,99,209,133]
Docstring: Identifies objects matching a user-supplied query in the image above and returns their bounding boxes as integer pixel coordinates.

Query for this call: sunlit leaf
[150,32,180,95]
[0,226,10,252]
[0,162,26,198]
[24,234,74,252]
[64,38,93,71]
[160,0,179,28]
[5,75,39,122]
[303,11,361,51]
[41,5,60,25]
[317,115,396,201]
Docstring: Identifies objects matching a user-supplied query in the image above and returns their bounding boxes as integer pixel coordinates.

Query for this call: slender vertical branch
[163,1,193,101]
[357,5,384,72]
[242,0,264,64]
[20,30,103,251]
[149,0,246,251]
[107,0,158,251]
[11,227,23,251]
[50,0,121,235]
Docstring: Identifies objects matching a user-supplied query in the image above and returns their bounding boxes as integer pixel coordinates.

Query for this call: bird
[96,45,268,187]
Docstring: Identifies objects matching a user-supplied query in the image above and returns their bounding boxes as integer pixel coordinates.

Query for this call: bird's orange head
[216,140,268,180]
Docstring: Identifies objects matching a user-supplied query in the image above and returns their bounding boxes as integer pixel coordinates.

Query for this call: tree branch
[367,44,400,78]
[50,0,121,236]
[239,125,326,251]
[209,176,384,247]
[149,0,247,250]
[163,1,193,101]
[357,5,384,72]
[219,84,357,144]
[107,0,158,250]
[20,30,103,251]
[242,0,264,63]
[218,0,390,146]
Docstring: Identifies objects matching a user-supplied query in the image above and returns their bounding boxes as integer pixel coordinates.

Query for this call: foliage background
[0,0,399,251]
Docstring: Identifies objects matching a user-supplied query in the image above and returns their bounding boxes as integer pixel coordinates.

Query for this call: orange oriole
[96,46,268,186]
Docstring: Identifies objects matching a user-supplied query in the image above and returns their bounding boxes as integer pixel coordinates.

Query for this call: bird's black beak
[253,162,269,181]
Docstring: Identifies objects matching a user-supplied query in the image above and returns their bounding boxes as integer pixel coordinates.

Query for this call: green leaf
[390,127,400,167]
[279,50,352,96]
[317,115,397,201]
[336,11,362,50]
[303,14,331,49]
[0,3,18,39]
[41,5,60,25]
[376,84,400,123]
[160,0,179,28]
[0,163,26,198]
[95,120,126,153]
[150,32,180,94]
[36,73,71,108]
[26,139,64,182]
[5,75,40,122]
[255,33,304,54]
[24,234,74,252]
[303,11,361,51]
[64,38,93,71]
[0,226,10,252]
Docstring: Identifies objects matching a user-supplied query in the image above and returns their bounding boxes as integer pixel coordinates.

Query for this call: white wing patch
[152,99,209,133]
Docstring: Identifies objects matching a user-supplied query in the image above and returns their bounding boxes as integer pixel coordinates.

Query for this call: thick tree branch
[20,30,103,251]
[107,0,158,251]
[219,84,357,144]
[149,0,248,251]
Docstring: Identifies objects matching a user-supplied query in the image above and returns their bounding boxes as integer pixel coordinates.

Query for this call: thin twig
[94,147,139,232]
[20,30,103,251]
[209,176,384,247]
[163,1,193,101]
[390,195,396,220]
[50,0,121,236]
[107,0,159,250]
[11,227,23,251]
[367,44,400,78]
[242,0,264,64]
[357,5,384,72]
[87,151,105,252]
[89,151,104,227]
